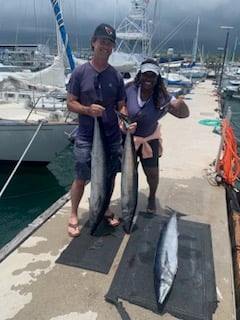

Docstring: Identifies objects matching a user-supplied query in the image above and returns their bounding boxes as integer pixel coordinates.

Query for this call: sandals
[146,197,156,214]
[68,223,80,237]
[104,213,120,227]
[68,212,119,236]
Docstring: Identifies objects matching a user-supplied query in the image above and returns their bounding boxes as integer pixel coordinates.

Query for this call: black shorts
[137,139,160,168]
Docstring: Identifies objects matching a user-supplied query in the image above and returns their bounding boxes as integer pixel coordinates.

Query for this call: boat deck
[0,80,236,319]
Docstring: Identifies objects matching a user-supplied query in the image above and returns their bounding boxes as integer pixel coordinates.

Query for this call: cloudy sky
[0,0,239,57]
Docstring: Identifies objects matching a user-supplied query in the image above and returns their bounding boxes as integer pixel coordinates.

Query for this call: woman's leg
[140,139,160,213]
[143,166,159,213]
[142,166,159,200]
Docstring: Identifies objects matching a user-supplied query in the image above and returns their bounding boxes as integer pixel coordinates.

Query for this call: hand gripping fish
[121,130,138,233]
[89,117,111,235]
[154,212,178,305]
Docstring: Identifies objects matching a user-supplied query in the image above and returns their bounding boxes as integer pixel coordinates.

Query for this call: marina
[0,80,237,319]
[0,0,239,319]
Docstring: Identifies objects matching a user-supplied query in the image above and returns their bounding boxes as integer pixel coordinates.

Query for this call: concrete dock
[0,80,236,320]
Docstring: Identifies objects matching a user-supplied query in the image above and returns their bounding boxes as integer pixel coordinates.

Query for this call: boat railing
[0,88,76,124]
[24,93,76,124]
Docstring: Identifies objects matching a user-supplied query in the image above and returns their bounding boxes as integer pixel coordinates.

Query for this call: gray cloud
[0,0,239,57]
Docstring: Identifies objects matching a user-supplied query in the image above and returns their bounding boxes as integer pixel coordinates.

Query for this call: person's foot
[104,211,120,227]
[146,197,156,214]
[68,216,80,237]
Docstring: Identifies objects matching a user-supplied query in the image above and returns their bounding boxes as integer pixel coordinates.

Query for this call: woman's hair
[126,58,168,109]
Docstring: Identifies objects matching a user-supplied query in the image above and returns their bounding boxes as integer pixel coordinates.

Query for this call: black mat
[56,219,125,274]
[105,211,218,320]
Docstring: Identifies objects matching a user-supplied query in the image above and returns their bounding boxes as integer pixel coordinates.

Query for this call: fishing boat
[111,0,158,82]
[0,0,77,165]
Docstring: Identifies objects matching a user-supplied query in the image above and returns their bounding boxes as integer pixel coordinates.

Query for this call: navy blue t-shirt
[67,62,126,144]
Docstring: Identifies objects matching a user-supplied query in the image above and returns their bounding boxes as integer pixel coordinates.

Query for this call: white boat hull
[0,120,76,164]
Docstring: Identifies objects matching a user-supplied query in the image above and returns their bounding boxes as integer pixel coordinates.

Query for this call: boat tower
[116,0,154,57]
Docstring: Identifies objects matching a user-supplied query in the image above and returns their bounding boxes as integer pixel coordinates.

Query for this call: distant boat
[162,72,192,94]
[179,17,208,80]
[229,79,240,86]
[0,44,53,71]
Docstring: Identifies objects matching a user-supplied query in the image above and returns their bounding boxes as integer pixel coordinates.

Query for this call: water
[0,145,74,249]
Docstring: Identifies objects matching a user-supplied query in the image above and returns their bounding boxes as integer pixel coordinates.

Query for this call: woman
[124,58,189,213]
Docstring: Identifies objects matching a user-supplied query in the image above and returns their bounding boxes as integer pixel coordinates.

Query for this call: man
[66,23,129,237]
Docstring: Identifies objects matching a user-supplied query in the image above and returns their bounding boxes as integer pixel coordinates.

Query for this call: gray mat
[56,219,125,274]
[105,211,218,320]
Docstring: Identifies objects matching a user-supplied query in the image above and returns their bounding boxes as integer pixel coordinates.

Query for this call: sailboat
[0,0,77,165]
[180,17,208,80]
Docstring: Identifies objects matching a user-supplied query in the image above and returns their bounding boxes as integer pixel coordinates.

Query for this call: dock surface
[0,80,236,320]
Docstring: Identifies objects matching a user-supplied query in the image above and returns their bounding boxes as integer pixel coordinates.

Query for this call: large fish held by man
[89,117,111,235]
[154,212,178,305]
[121,130,138,233]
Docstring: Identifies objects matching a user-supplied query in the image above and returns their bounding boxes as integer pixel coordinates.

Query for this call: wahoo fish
[121,130,138,233]
[89,117,110,235]
[154,212,178,305]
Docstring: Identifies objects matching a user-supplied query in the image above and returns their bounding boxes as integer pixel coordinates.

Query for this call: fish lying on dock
[89,117,111,235]
[154,212,178,305]
[121,130,138,233]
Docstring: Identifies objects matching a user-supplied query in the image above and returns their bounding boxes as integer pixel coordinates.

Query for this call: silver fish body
[89,117,109,234]
[154,212,178,304]
[121,131,138,233]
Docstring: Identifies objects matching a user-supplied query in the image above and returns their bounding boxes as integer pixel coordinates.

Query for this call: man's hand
[88,103,105,117]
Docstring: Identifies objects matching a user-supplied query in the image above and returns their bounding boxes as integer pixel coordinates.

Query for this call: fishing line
[0,185,70,200]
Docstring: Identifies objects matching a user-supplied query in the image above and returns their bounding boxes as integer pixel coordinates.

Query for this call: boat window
[19,94,30,99]
[7,93,15,98]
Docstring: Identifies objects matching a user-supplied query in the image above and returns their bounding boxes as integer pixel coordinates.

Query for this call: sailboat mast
[231,36,238,63]
[50,0,75,71]
[147,0,158,56]
[192,17,200,66]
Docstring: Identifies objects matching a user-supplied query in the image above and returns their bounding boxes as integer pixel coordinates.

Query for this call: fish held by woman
[121,130,138,233]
